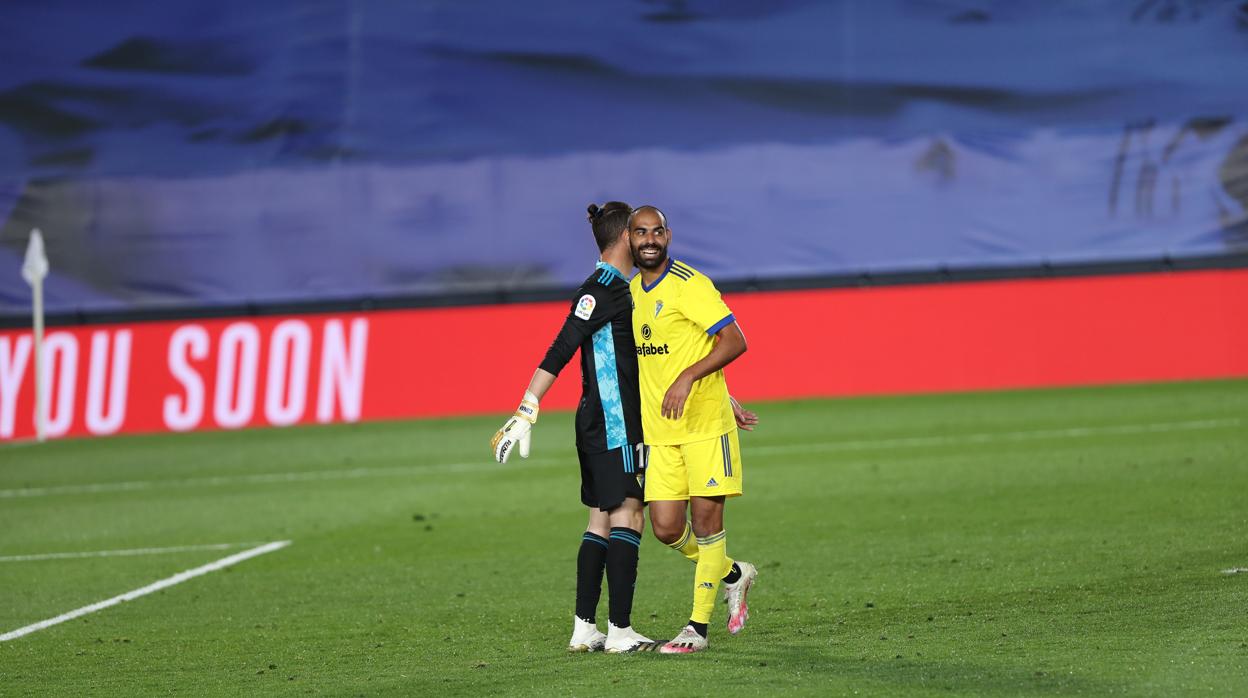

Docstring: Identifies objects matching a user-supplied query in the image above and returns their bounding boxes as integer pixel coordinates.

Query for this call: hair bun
[587,203,602,221]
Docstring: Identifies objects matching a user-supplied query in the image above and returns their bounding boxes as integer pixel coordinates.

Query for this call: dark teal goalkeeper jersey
[539,261,643,454]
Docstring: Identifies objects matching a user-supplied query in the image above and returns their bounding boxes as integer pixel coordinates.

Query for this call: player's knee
[690,513,723,538]
[585,508,610,538]
[627,509,644,533]
[651,518,683,544]
[585,523,609,538]
[690,496,725,537]
[606,497,644,532]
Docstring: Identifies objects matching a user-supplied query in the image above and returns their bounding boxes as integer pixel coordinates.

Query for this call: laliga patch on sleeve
[575,294,596,320]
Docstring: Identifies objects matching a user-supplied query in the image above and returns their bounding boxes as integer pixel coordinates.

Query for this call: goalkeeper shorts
[578,444,645,512]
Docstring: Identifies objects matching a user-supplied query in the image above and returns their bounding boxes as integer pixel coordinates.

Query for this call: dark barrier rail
[3,250,1246,330]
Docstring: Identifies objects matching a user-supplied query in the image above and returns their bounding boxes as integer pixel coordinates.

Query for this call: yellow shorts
[643,430,743,501]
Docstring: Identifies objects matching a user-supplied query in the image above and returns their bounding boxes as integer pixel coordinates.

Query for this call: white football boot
[568,617,606,653]
[658,625,709,654]
[722,560,758,635]
[604,622,655,653]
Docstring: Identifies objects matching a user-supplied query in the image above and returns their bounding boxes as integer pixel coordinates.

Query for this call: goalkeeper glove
[491,391,539,463]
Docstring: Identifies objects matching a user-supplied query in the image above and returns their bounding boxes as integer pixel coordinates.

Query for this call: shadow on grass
[728,643,1120,695]
[365,636,1120,697]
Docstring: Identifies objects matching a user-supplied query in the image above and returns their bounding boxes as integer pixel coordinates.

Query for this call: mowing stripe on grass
[0,540,290,642]
[0,417,1239,500]
[750,417,1242,456]
[0,459,539,499]
[0,542,267,563]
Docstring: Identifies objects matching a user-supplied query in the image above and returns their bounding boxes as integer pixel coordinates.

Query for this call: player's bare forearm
[526,368,558,401]
[683,322,748,384]
[661,323,748,419]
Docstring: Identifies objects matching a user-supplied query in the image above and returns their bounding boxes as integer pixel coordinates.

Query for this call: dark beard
[633,247,667,270]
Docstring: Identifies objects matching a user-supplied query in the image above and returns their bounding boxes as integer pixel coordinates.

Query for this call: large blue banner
[1,1,1246,316]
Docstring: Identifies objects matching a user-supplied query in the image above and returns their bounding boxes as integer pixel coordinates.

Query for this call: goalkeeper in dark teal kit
[490,202,654,654]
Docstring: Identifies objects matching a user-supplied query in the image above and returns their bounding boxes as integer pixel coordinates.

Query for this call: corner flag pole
[21,229,49,442]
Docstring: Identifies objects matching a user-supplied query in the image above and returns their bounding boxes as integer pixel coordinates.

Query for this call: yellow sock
[666,521,699,563]
[691,530,734,624]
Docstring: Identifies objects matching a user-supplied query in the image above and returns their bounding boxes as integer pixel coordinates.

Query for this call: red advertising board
[1,269,1245,442]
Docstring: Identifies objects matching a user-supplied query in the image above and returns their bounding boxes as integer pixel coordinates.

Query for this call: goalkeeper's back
[538,259,642,454]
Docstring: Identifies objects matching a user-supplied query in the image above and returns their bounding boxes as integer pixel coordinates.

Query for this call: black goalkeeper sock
[575,532,608,623]
[688,620,709,638]
[722,562,742,585]
[606,527,642,628]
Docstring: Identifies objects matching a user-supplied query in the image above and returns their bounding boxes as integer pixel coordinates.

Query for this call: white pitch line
[749,417,1242,456]
[0,417,1240,500]
[0,458,537,499]
[0,542,266,563]
[0,540,290,642]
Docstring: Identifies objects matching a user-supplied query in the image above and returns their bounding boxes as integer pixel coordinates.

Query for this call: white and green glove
[491,391,539,463]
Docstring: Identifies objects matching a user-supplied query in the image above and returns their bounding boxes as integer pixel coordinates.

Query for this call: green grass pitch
[1,379,1246,696]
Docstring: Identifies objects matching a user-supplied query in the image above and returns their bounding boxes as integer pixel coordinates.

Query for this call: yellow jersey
[630,259,737,446]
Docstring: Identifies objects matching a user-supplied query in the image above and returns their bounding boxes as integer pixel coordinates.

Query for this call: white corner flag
[21,229,48,442]
[20,229,48,286]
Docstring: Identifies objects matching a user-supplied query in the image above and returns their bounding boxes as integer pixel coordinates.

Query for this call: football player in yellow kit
[628,205,758,654]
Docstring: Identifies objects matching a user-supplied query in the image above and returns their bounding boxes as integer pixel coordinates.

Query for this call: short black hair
[587,201,631,252]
